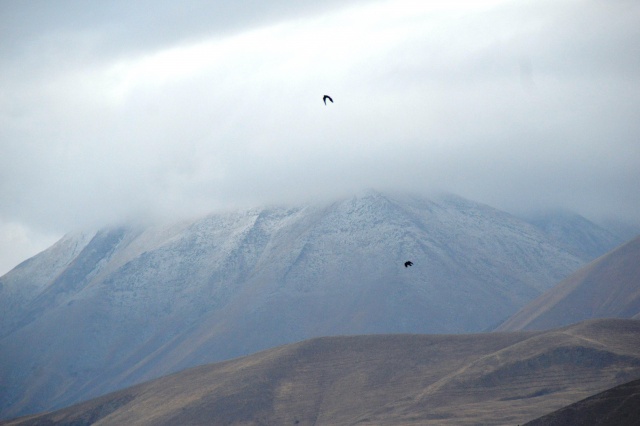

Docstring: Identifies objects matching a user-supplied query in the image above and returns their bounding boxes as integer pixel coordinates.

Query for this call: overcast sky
[1,0,639,274]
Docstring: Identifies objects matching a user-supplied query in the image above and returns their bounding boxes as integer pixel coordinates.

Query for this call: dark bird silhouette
[404,261,413,268]
[323,95,333,105]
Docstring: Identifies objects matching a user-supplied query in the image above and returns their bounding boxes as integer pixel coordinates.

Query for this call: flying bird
[404,261,413,268]
[323,95,333,105]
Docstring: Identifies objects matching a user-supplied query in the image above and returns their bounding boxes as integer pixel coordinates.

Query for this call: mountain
[0,191,619,419]
[597,218,640,245]
[524,377,640,426]
[3,319,640,426]
[523,210,628,261]
[496,235,640,332]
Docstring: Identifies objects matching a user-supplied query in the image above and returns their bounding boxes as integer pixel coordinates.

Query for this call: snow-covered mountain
[0,191,622,419]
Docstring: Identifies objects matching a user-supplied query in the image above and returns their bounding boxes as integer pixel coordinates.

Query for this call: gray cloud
[1,0,639,274]
[0,0,372,57]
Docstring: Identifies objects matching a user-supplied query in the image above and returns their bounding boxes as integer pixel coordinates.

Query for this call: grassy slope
[3,319,640,426]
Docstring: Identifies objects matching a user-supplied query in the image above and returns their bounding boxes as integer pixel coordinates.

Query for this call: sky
[1,0,639,275]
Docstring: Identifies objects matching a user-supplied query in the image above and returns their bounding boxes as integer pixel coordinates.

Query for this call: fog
[1,0,639,274]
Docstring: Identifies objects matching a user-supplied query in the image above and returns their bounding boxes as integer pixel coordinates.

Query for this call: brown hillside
[497,236,640,332]
[524,378,640,426]
[3,319,640,426]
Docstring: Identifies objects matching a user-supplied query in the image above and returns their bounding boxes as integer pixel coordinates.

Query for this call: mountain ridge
[496,235,640,331]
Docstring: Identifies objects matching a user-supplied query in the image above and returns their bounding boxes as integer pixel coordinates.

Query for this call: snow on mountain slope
[0,231,94,337]
[0,191,617,419]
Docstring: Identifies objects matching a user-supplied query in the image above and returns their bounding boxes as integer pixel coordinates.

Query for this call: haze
[1,0,639,274]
